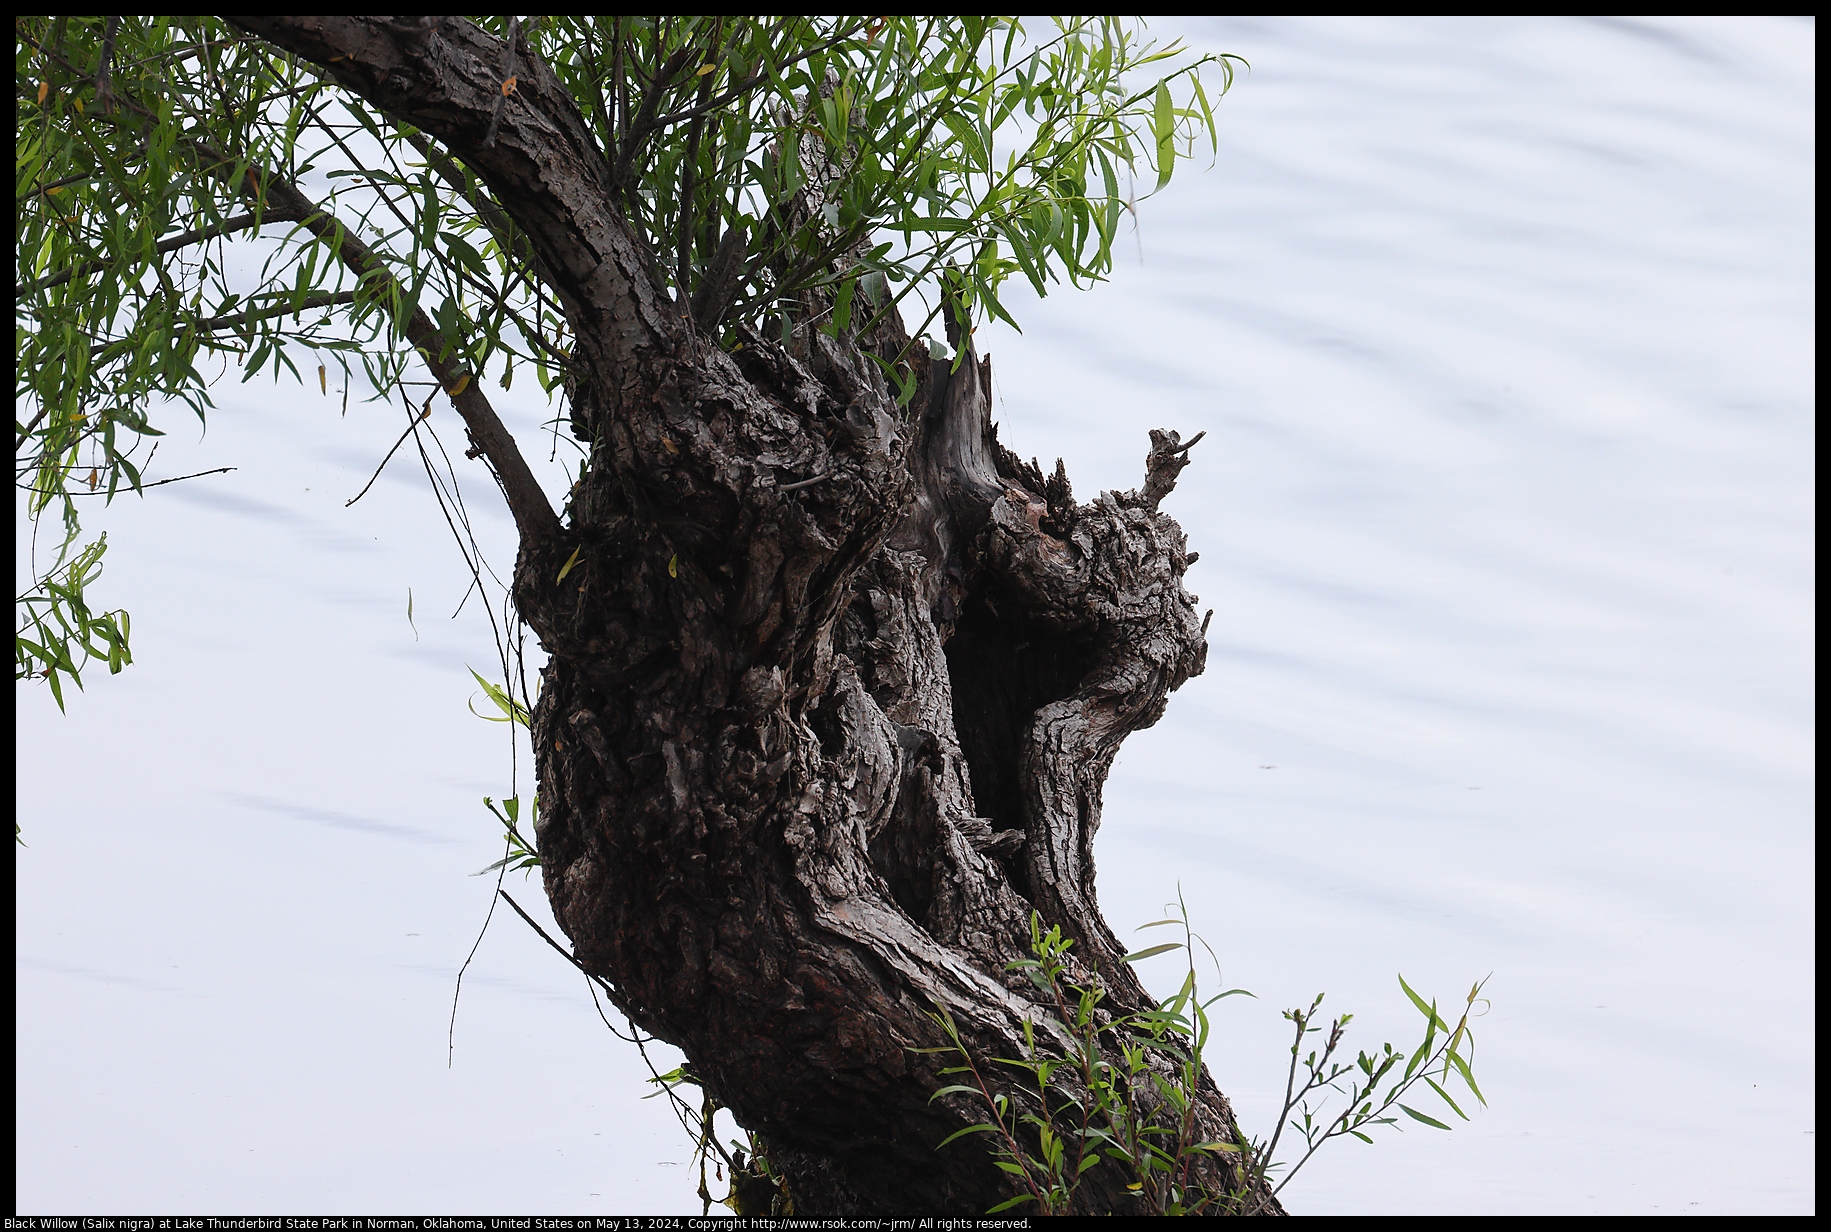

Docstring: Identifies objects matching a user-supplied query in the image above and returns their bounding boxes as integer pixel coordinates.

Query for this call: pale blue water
[16,16,1812,1215]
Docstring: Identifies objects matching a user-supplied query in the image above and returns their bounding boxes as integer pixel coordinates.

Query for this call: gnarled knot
[735,664,786,720]
[1138,428,1206,510]
[953,814,1025,858]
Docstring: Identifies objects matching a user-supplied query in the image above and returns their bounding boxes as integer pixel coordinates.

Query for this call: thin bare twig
[180,132,560,544]
[31,466,238,496]
[498,889,604,987]
[345,396,433,507]
[185,289,360,335]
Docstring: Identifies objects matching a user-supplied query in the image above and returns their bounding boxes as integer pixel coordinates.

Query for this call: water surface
[16,16,1812,1215]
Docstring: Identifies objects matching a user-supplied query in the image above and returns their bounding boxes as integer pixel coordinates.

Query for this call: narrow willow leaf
[1398,974,1444,1027]
[1398,1103,1453,1131]
[467,668,529,726]
[930,1085,992,1104]
[1154,81,1176,190]
[1423,1075,1469,1121]
[1448,1049,1487,1105]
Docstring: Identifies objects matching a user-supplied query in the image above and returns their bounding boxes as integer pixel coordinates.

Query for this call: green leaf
[1423,1075,1469,1121]
[1398,1103,1453,1131]
[1398,973,1444,1027]
[936,1124,1001,1150]
[1153,80,1176,191]
[441,230,488,277]
[1121,942,1184,963]
[1447,1048,1487,1106]
[466,667,530,726]
[832,275,857,333]
[928,1084,989,1104]
[1191,73,1218,155]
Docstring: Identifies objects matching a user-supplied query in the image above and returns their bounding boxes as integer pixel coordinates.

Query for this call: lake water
[16,16,1812,1216]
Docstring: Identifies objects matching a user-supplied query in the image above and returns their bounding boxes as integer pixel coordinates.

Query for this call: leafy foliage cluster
[926,905,1489,1215]
[547,16,1237,348]
[16,16,1235,708]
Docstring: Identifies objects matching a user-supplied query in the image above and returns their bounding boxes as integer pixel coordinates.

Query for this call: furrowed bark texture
[230,17,1284,1215]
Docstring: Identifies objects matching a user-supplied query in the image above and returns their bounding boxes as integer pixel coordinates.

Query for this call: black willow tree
[18,17,1290,1214]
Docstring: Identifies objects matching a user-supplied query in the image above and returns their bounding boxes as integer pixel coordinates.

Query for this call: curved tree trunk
[229,16,1284,1216]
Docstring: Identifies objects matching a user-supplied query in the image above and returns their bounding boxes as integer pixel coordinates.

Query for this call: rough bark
[229,16,1284,1215]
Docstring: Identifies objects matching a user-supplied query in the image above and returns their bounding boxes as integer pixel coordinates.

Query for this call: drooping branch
[16,208,302,298]
[19,33,563,548]
[226,15,683,404]
[183,290,360,335]
[393,125,566,313]
[178,131,563,547]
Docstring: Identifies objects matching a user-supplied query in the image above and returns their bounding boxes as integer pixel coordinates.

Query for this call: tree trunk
[228,17,1285,1215]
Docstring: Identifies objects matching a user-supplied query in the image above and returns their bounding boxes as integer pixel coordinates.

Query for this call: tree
[17,17,1279,1214]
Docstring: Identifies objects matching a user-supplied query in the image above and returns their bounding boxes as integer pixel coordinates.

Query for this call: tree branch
[612,44,697,191]
[179,129,563,546]
[224,16,682,393]
[1138,428,1203,510]
[674,23,724,313]
[35,466,239,496]
[643,19,875,134]
[91,16,121,113]
[391,125,568,335]
[16,209,301,297]
[184,290,359,335]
